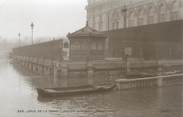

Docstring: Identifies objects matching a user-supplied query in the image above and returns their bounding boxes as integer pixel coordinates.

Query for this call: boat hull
[37,84,116,97]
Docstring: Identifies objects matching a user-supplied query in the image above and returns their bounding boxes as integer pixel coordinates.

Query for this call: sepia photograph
[0,0,183,116]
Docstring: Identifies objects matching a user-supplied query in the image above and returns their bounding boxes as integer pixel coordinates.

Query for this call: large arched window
[98,15,103,31]
[92,16,96,29]
[171,0,179,12]
[170,0,179,20]
[111,10,120,30]
[128,10,136,27]
[159,3,167,22]
[137,8,144,25]
[148,6,156,24]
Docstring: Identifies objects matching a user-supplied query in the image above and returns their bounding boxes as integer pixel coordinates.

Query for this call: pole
[124,47,132,76]
[107,14,110,31]
[30,22,34,45]
[125,54,128,76]
[122,0,127,28]
[18,33,21,47]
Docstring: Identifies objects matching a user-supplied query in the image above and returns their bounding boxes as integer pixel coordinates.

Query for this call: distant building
[86,0,183,31]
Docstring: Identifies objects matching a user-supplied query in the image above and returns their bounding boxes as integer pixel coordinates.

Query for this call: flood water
[0,51,183,117]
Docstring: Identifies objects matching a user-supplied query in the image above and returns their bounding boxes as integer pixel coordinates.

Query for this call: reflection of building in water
[86,0,183,31]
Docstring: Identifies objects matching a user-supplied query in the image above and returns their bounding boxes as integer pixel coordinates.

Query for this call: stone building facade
[67,24,106,61]
[86,0,183,31]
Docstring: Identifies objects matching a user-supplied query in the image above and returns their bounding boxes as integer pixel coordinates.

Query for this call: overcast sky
[0,0,87,41]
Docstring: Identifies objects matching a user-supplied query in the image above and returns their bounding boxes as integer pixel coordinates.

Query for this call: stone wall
[105,20,183,60]
[13,54,183,88]
[13,39,63,61]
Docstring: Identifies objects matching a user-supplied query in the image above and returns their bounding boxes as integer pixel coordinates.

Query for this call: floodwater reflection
[0,54,182,117]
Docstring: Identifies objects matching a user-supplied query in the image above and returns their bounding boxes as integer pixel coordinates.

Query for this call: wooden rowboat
[37,84,116,97]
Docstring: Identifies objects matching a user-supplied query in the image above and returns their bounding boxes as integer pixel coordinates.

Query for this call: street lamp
[30,22,34,45]
[124,47,132,76]
[18,33,21,47]
[122,0,127,28]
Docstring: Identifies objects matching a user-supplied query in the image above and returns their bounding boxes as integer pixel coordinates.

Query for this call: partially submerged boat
[37,84,116,97]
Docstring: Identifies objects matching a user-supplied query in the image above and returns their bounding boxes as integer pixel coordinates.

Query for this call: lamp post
[122,0,127,28]
[18,33,21,47]
[30,22,34,45]
[124,47,132,76]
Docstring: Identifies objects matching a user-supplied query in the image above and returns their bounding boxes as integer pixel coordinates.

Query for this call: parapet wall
[106,20,183,60]
[13,39,63,61]
[13,55,183,88]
